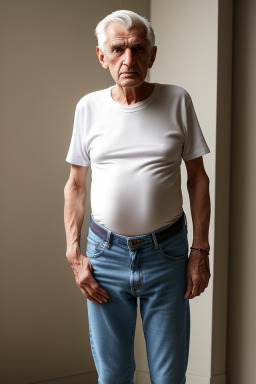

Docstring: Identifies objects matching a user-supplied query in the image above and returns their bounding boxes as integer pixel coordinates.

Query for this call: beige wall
[2,1,255,383]
[227,0,256,383]
[0,1,150,383]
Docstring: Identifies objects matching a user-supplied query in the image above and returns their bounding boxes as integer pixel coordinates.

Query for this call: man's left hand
[184,251,211,299]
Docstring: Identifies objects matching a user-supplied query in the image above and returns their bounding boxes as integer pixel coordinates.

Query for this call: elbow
[64,179,72,193]
[204,172,210,186]
[64,180,69,193]
[64,180,72,200]
[64,178,77,197]
[187,172,210,190]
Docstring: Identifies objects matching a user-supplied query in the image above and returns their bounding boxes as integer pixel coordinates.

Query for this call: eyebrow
[109,42,146,49]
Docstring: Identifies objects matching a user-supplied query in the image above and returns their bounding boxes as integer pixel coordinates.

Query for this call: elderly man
[64,9,211,384]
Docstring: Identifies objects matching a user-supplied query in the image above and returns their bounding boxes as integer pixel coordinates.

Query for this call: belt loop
[106,229,112,249]
[152,232,159,250]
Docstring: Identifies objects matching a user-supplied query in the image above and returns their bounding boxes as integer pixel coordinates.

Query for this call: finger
[91,280,110,300]
[83,283,108,303]
[184,276,193,299]
[81,285,108,304]
[78,277,103,303]
[203,280,210,291]
[80,286,102,304]
[197,283,205,295]
[190,279,199,299]
[81,271,110,299]
[95,293,108,303]
[198,280,209,295]
[203,274,210,289]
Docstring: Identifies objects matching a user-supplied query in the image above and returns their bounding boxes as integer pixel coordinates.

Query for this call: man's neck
[111,81,155,105]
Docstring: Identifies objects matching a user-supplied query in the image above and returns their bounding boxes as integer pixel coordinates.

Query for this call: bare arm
[184,156,211,299]
[64,165,87,252]
[186,156,211,251]
[64,164,109,304]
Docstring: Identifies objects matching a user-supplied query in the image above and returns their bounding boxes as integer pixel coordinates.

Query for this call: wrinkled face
[96,22,157,88]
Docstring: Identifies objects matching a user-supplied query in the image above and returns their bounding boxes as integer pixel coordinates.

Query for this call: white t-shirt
[66,82,210,236]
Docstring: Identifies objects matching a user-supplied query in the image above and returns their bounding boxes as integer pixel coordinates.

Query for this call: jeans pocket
[158,225,188,260]
[86,229,108,258]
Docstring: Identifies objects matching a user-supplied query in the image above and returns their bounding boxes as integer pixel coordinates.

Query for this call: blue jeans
[86,212,190,384]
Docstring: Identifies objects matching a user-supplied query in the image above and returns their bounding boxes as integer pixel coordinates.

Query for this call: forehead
[104,22,149,45]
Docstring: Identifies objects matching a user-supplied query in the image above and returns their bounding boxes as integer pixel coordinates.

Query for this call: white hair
[95,9,155,54]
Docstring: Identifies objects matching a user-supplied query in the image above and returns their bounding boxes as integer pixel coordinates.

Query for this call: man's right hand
[66,246,110,304]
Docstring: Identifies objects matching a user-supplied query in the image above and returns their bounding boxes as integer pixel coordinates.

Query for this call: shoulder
[76,87,110,109]
[157,83,191,108]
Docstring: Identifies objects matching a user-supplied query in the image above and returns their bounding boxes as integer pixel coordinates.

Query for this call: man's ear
[148,46,157,69]
[96,46,109,69]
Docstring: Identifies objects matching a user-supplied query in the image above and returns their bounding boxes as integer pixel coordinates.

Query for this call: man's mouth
[120,72,137,75]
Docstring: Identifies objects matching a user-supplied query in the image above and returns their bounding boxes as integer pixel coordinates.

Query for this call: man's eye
[113,47,120,52]
[135,46,144,52]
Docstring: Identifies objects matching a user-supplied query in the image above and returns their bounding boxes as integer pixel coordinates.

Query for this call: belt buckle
[128,238,144,247]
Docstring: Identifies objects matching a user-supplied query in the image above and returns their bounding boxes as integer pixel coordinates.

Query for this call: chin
[118,78,144,88]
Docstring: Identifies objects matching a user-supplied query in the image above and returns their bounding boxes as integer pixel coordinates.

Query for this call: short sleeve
[181,96,210,161]
[65,103,90,167]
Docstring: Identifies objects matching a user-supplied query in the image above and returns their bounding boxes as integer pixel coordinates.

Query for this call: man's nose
[122,48,135,66]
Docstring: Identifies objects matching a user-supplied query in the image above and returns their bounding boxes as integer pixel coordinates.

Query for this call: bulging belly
[90,165,183,236]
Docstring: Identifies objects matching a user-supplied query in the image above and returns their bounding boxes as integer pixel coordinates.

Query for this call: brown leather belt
[89,212,185,245]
